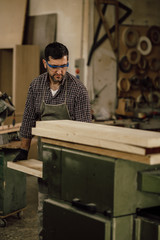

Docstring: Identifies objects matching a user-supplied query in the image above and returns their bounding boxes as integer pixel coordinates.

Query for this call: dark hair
[44,42,69,61]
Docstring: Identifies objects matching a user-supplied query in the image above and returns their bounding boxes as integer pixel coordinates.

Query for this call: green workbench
[38,138,160,240]
[0,148,26,227]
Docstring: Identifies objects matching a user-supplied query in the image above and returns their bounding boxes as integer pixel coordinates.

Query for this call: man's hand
[13,149,28,162]
[13,137,31,162]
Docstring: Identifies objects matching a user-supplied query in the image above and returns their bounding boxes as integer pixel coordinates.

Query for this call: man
[13,42,92,239]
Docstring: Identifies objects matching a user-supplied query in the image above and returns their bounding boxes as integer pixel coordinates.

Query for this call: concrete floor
[0,176,39,240]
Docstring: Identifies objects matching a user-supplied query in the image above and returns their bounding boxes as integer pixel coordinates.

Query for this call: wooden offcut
[7,159,42,178]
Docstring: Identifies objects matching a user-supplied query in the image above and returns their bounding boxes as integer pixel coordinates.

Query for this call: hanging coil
[119,56,132,73]
[137,36,152,55]
[147,25,160,45]
[127,48,141,65]
[122,27,139,48]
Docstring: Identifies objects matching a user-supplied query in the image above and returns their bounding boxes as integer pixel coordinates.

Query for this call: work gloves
[13,149,28,162]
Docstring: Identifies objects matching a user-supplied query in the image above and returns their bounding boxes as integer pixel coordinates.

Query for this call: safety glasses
[46,61,69,69]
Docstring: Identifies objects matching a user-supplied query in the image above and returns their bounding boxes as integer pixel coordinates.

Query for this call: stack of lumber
[0,123,21,145]
[32,120,160,165]
[7,120,160,177]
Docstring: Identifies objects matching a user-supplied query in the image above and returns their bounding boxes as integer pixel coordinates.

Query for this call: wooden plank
[0,0,27,48]
[0,123,21,131]
[149,154,160,165]
[13,45,40,113]
[34,120,160,148]
[0,49,13,96]
[0,123,21,134]
[0,141,21,149]
[32,127,146,155]
[23,14,57,74]
[7,159,42,178]
[41,138,160,166]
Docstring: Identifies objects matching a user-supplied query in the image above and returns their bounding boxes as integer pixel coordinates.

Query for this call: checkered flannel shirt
[20,72,92,138]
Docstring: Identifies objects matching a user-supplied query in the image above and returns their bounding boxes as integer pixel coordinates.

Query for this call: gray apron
[38,80,70,193]
[40,80,71,121]
[40,101,70,120]
[38,81,71,237]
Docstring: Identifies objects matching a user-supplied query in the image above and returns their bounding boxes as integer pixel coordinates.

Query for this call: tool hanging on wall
[118,23,160,119]
[147,25,160,45]
[87,1,132,65]
[136,56,148,75]
[122,27,139,48]
[137,36,152,56]
[129,75,153,91]
[117,77,130,92]
[149,58,160,72]
[95,0,119,54]
[119,55,132,73]
[127,48,141,65]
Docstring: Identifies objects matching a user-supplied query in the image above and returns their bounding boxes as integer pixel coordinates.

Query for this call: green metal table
[0,148,26,227]
[38,138,160,240]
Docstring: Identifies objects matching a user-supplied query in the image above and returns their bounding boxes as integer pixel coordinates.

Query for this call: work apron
[40,79,70,121]
[38,81,71,193]
[40,101,70,120]
[38,82,70,237]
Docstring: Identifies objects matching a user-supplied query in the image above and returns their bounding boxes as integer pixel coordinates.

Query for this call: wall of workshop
[90,0,160,120]
[28,0,160,121]
[28,0,89,79]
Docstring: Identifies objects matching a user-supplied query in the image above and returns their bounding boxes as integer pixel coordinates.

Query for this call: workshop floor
[0,176,39,240]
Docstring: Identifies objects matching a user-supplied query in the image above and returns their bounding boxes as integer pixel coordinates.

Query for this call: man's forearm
[21,137,32,151]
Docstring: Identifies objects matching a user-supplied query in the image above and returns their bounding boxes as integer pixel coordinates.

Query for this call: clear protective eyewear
[46,60,69,69]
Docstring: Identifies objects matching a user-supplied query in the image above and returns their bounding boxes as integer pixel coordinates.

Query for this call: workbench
[8,120,160,239]
[0,124,26,227]
[35,121,160,240]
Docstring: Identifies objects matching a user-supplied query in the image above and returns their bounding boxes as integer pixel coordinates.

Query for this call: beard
[50,73,64,84]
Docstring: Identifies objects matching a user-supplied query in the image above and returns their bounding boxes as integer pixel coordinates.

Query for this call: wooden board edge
[7,159,42,178]
[41,138,158,165]
[148,154,160,165]
[32,127,146,155]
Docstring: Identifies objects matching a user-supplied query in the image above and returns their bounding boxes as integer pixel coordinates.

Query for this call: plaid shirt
[20,72,92,138]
